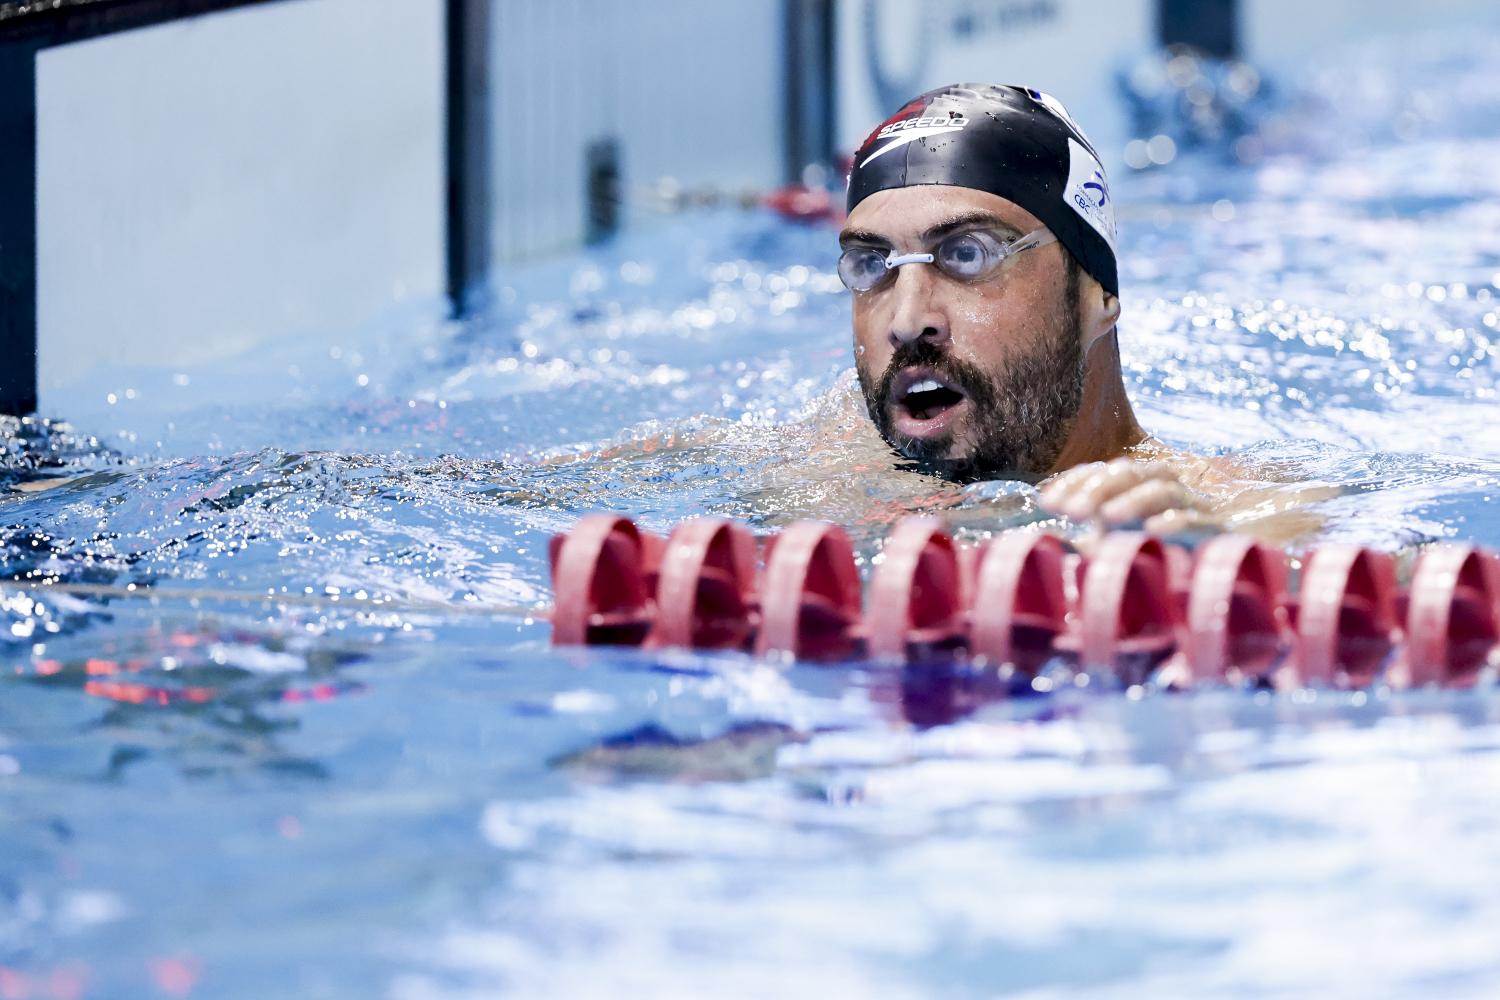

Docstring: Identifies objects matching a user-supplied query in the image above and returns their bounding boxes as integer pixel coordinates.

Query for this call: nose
[886,263,950,348]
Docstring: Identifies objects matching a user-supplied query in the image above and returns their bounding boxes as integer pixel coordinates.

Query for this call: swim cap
[847,84,1119,296]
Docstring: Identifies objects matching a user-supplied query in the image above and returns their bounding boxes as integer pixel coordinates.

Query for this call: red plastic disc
[1164,542,1193,590]
[1164,543,1193,623]
[649,518,758,651]
[1185,535,1289,684]
[549,514,654,646]
[955,543,982,610]
[755,520,862,661]
[1294,545,1398,687]
[1079,533,1181,682]
[968,532,1067,675]
[761,183,838,224]
[1404,544,1499,688]
[865,517,965,662]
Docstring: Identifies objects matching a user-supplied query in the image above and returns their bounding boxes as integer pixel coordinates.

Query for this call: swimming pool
[3,28,1500,1000]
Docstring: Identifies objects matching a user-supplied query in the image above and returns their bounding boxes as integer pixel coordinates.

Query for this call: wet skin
[844,185,1241,532]
[535,185,1332,543]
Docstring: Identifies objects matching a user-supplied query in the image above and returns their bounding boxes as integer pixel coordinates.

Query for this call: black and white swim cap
[847,84,1119,296]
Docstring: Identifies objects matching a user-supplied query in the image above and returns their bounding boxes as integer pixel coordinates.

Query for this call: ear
[1081,286,1121,354]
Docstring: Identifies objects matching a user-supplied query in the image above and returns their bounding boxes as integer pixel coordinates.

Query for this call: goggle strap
[1006,230,1058,257]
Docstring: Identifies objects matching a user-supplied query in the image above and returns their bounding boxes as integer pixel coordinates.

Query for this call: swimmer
[540,83,1327,543]
[842,84,1315,536]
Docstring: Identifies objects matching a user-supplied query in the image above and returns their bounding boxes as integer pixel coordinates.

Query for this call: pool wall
[34,0,446,408]
[487,1,790,266]
[3,0,805,418]
[7,0,1500,419]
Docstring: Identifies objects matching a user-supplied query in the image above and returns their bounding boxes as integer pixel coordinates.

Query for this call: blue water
[4,30,1500,1000]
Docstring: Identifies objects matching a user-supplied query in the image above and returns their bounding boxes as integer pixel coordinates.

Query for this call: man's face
[844,186,1085,480]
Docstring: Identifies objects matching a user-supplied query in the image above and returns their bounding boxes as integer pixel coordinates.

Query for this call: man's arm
[1038,444,1341,544]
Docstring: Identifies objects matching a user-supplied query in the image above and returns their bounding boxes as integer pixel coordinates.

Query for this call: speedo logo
[861,115,969,167]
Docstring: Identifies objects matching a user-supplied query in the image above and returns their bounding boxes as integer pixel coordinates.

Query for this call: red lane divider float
[968,532,1068,677]
[1295,545,1399,688]
[1400,544,1500,688]
[547,514,1500,689]
[1077,533,1183,685]
[650,517,759,651]
[867,517,966,662]
[548,515,659,647]
[1185,534,1291,687]
[761,183,840,224]
[757,520,862,661]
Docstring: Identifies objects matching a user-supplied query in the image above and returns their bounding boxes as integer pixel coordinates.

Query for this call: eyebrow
[838,210,1023,249]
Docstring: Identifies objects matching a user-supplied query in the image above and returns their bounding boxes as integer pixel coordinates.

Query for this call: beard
[856,321,1086,481]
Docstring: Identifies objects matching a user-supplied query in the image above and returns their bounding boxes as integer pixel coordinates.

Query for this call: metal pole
[783,0,835,185]
[0,40,38,416]
[446,0,491,316]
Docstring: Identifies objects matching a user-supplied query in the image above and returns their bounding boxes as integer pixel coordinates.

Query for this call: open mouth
[888,368,970,441]
[901,377,965,420]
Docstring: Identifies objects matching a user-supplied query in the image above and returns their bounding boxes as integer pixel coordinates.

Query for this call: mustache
[872,342,996,416]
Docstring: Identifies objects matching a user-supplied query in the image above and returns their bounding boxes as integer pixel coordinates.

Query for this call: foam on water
[2,28,1500,1000]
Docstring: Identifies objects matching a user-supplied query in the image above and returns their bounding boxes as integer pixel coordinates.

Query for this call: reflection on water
[2,28,1500,1000]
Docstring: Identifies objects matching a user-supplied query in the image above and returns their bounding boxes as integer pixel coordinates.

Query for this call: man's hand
[1039,457,1216,533]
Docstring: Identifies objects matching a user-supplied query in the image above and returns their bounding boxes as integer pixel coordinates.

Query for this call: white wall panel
[489,0,785,264]
[35,0,445,408]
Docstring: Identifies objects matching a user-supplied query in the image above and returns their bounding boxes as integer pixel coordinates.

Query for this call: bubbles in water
[3,28,1500,1000]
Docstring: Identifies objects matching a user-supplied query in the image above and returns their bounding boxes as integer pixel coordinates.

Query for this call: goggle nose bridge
[884,251,937,270]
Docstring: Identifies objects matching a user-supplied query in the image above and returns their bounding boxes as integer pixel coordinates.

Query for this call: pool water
[4,29,1500,1000]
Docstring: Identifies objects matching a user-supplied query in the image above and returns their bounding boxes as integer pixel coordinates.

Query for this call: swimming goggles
[836,226,1058,293]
